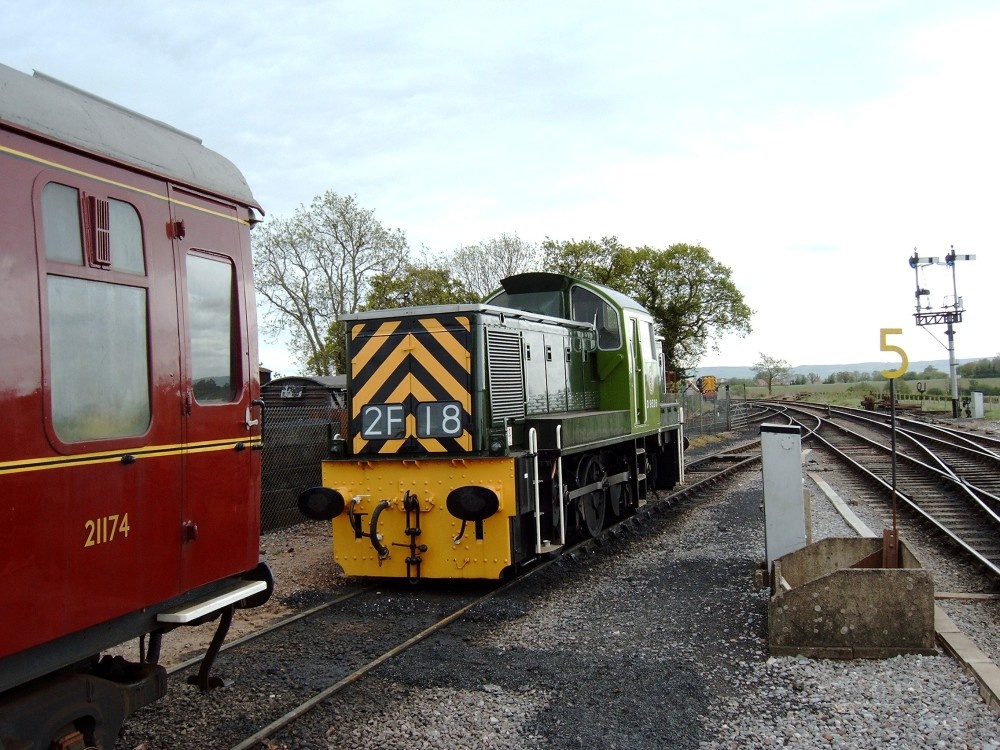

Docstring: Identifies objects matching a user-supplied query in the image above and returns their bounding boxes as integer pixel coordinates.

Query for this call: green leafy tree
[626,244,753,375]
[541,236,632,286]
[253,191,407,375]
[753,353,792,395]
[959,357,1000,378]
[306,321,348,377]
[365,262,476,310]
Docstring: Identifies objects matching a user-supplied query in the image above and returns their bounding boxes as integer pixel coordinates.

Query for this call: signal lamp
[330,435,347,457]
[488,431,507,456]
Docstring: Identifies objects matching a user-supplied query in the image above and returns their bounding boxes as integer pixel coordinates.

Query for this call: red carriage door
[169,186,260,590]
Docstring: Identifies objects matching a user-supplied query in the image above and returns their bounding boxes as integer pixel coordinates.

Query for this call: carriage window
[42,182,151,442]
[42,183,84,265]
[43,184,146,275]
[48,276,150,440]
[110,200,145,274]
[571,287,621,350]
[187,253,237,403]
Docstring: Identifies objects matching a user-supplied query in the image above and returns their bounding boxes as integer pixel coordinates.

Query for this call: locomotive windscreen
[486,289,562,317]
[484,272,572,317]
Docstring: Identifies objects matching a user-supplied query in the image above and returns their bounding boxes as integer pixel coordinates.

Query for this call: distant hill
[691,359,976,381]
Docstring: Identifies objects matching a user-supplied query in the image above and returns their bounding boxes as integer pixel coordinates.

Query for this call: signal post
[908,247,975,418]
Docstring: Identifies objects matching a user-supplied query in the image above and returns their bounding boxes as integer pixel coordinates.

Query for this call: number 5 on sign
[880,328,908,379]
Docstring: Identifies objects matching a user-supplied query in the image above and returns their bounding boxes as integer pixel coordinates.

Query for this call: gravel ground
[253,434,1000,750]
[116,426,1000,749]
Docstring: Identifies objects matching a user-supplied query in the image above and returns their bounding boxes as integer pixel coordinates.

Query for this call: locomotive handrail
[530,428,542,552]
[557,425,566,547]
[531,426,566,555]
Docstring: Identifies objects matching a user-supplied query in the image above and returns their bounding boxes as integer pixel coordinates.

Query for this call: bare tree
[753,353,792,395]
[253,191,407,375]
[450,233,541,299]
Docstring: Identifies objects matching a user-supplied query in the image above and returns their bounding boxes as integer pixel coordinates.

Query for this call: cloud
[5,1,998,373]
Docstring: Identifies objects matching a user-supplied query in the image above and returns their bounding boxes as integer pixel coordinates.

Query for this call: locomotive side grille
[486,328,525,421]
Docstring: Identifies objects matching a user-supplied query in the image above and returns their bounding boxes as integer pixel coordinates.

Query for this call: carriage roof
[0,63,260,211]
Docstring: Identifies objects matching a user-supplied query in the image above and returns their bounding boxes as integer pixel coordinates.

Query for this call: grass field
[737,377,1000,420]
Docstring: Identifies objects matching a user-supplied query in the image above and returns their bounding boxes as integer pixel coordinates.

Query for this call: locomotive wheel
[644,448,657,497]
[609,482,623,518]
[578,456,606,538]
[610,478,632,518]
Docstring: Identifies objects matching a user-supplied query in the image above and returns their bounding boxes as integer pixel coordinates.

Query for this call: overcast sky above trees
[5,2,998,375]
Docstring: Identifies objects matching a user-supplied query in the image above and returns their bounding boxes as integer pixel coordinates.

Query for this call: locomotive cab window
[487,289,562,317]
[41,182,151,442]
[570,286,621,350]
[642,320,655,359]
[186,253,238,403]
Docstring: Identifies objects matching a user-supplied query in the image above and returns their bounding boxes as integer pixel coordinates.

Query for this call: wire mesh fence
[676,387,753,438]
[260,379,346,533]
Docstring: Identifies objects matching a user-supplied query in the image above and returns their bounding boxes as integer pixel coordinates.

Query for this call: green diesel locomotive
[298,272,685,581]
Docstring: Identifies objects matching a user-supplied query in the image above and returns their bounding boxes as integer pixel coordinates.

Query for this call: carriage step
[536,542,563,554]
[157,580,268,624]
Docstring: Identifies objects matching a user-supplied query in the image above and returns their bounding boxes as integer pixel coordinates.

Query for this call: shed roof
[263,375,347,390]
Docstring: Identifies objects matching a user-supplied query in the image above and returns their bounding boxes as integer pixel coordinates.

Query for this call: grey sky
[5,1,997,373]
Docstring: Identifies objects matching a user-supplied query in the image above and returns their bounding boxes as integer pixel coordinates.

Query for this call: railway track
[119,580,498,748]
[767,401,1000,579]
[119,409,1000,747]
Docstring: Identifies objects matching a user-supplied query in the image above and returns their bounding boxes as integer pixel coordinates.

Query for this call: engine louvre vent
[486,328,525,421]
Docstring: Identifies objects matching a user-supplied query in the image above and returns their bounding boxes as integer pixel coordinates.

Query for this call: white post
[761,423,806,570]
[972,392,984,419]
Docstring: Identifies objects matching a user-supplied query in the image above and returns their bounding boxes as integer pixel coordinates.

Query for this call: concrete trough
[768,536,936,658]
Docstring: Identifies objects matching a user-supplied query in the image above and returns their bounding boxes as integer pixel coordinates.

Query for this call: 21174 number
[84,513,130,548]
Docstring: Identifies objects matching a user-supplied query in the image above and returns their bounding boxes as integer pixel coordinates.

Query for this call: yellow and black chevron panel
[349,313,473,455]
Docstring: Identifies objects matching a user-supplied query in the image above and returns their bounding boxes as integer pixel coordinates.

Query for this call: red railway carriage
[0,64,271,747]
